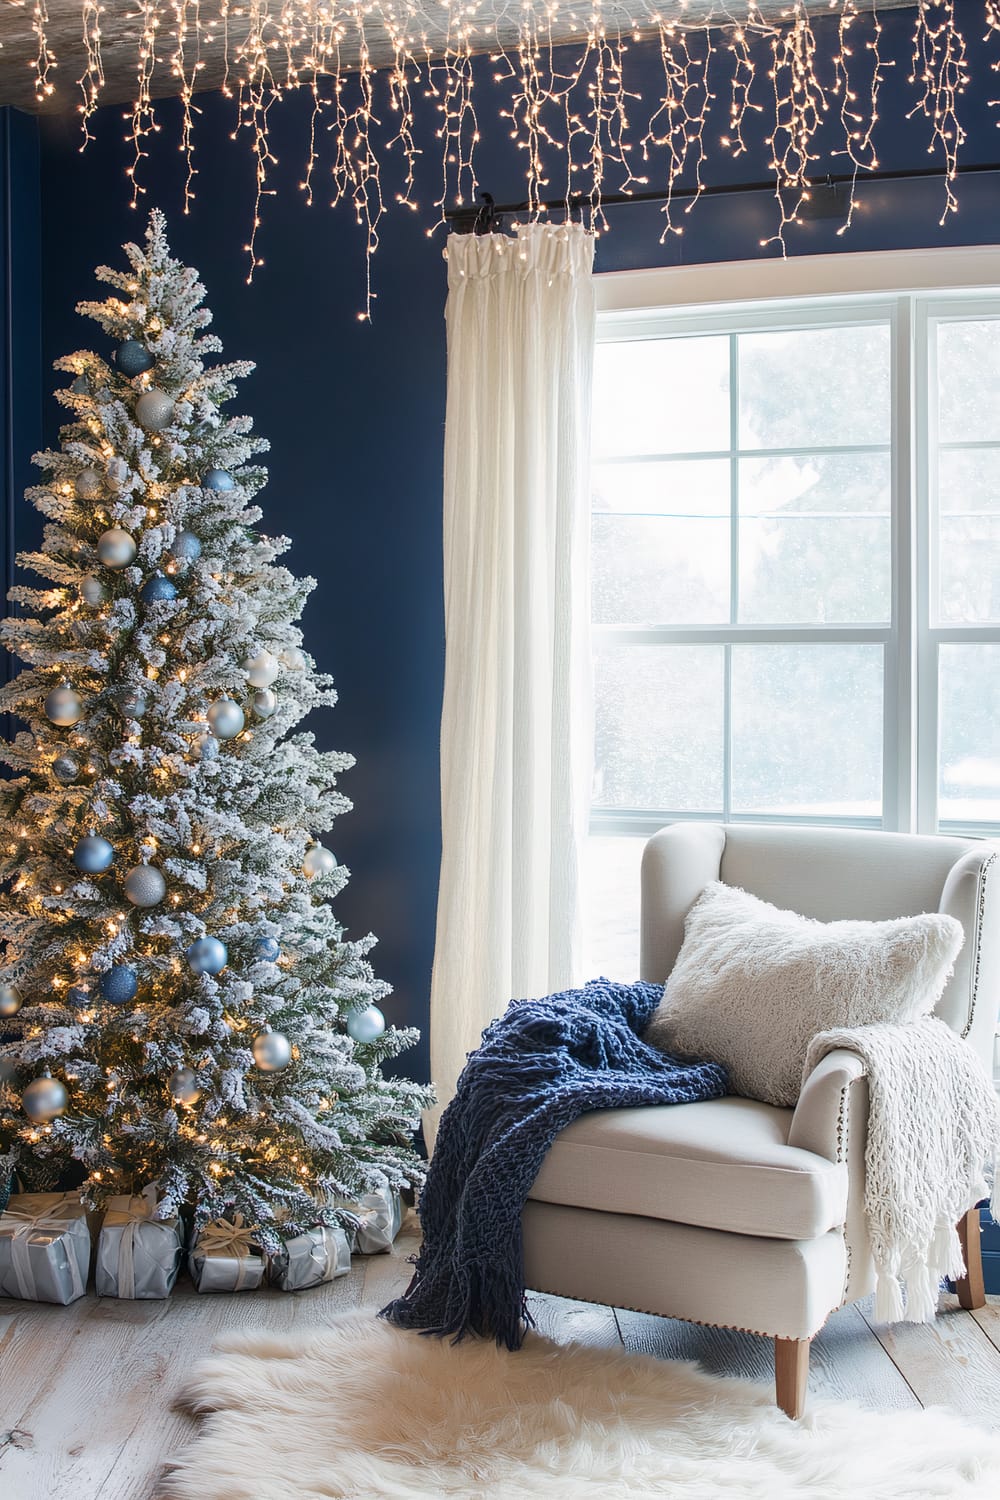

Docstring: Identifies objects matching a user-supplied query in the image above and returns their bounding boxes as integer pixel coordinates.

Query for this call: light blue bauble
[80,575,107,607]
[186,936,228,976]
[202,468,235,491]
[207,697,245,740]
[171,530,202,562]
[115,339,155,376]
[346,1005,386,1044]
[195,730,219,761]
[141,571,177,603]
[253,936,280,963]
[252,688,277,720]
[72,834,114,874]
[0,983,23,1019]
[97,527,137,570]
[44,684,84,727]
[100,965,137,1005]
[135,388,174,431]
[252,1029,292,1072]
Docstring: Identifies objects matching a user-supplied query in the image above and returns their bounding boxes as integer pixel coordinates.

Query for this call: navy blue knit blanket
[380,977,728,1349]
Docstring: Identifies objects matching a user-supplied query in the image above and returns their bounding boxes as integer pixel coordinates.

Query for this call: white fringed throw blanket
[805,1017,1000,1323]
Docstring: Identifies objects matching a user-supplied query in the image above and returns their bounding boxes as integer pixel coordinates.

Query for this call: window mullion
[913,301,938,834]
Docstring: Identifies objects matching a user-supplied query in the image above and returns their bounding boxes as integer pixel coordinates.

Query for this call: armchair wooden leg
[774,1337,811,1420]
[956,1206,986,1311]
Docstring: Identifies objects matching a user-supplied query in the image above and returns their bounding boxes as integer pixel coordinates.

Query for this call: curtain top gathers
[445,222,595,284]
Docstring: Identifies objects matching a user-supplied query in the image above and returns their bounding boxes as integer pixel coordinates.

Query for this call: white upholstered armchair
[522,823,999,1418]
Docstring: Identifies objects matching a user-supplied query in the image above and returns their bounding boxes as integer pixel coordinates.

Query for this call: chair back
[640,822,999,1076]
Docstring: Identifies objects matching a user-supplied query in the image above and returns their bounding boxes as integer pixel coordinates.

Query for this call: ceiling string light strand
[8,2,998,316]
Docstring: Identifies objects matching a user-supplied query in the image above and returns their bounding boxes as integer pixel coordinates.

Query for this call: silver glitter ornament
[44,684,84,727]
[346,1005,386,1043]
[22,1072,68,1123]
[97,527,137,570]
[116,686,149,719]
[252,688,277,720]
[171,530,202,562]
[303,845,337,879]
[135,388,175,431]
[80,575,107,607]
[252,1029,292,1072]
[123,863,167,908]
[243,650,280,688]
[75,468,102,499]
[0,984,23,1019]
[207,697,245,740]
[52,754,81,785]
[167,1066,201,1106]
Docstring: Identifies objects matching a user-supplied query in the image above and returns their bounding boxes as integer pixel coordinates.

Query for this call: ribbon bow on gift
[103,1184,177,1299]
[0,1192,86,1301]
[198,1214,260,1290]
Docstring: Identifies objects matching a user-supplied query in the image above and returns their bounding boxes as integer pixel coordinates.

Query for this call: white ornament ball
[123,863,167,908]
[280,646,306,671]
[22,1073,68,1123]
[195,730,220,761]
[346,1005,386,1043]
[167,1066,201,1106]
[105,456,130,491]
[44,684,84,727]
[75,468,102,499]
[252,688,277,720]
[80,574,107,607]
[252,1029,292,1072]
[243,650,280,689]
[97,527,137,570]
[135,388,175,431]
[303,845,337,879]
[207,697,245,740]
[0,983,23,1019]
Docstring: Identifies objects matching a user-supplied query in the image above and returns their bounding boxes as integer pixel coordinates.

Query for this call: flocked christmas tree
[0,210,431,1248]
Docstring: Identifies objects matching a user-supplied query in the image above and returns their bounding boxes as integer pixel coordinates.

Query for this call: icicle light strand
[6,1,995,315]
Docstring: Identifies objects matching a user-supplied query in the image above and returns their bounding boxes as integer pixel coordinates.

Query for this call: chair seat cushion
[527,1096,848,1241]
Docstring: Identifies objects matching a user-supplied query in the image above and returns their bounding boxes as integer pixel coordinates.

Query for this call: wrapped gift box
[189,1214,266,1292]
[0,1191,91,1304]
[269,1224,352,1292]
[95,1187,184,1299]
[337,1186,403,1255]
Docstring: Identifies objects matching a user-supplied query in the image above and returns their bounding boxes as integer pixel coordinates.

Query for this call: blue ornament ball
[100,966,137,1005]
[346,1005,386,1044]
[202,468,235,491]
[141,572,177,603]
[186,936,228,976]
[115,340,155,376]
[71,373,92,396]
[253,936,280,963]
[72,834,115,874]
[171,530,202,562]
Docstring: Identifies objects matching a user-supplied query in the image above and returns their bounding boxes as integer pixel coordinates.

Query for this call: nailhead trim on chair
[835,1078,854,1303]
[528,1284,831,1342]
[961,851,996,1041]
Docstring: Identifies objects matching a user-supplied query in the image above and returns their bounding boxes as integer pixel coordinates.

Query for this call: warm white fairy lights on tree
[0,210,432,1246]
[4,2,996,312]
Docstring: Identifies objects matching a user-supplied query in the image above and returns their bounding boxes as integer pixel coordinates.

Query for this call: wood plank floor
[3,1215,1000,1498]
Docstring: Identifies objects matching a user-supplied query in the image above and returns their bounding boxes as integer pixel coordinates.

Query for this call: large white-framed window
[584,248,1000,976]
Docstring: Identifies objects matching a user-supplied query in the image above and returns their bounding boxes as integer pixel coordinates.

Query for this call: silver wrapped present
[0,1191,91,1304]
[269,1224,352,1292]
[95,1186,184,1299]
[189,1214,266,1292]
[338,1186,404,1254]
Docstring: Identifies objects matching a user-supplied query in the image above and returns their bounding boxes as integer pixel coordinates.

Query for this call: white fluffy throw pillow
[644,882,965,1107]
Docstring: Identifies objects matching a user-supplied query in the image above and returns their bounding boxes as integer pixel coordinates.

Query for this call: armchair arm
[788,1048,869,1165]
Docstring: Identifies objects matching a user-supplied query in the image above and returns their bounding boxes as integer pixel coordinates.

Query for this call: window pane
[739,324,891,449]
[739,452,891,624]
[936,320,1000,444]
[583,835,644,980]
[592,459,730,625]
[592,336,730,458]
[731,645,883,817]
[934,449,1000,625]
[939,644,1000,825]
[594,644,724,811]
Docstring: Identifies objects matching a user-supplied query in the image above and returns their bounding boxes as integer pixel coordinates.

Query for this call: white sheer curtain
[427,223,596,1146]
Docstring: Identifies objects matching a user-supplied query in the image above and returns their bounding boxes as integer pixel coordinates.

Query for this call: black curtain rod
[444,162,1000,230]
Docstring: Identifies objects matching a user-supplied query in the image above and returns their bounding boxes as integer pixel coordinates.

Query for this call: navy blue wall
[17,3,1000,1081]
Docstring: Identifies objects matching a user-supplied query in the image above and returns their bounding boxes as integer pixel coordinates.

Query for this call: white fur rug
[165,1309,1000,1499]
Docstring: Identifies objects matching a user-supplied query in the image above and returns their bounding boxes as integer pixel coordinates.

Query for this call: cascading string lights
[13,1,998,315]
